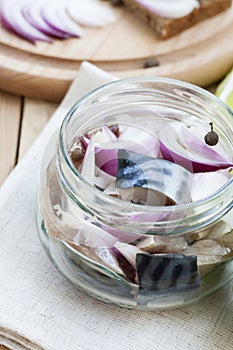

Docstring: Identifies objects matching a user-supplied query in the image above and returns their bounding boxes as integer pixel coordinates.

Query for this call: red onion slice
[94,125,118,145]
[181,126,231,164]
[95,167,115,190]
[66,0,117,27]
[191,171,230,201]
[119,126,160,158]
[95,148,118,177]
[159,123,233,173]
[54,203,118,248]
[101,125,118,141]
[95,126,160,176]
[80,136,95,185]
[21,1,69,38]
[0,0,117,42]
[82,126,117,150]
[1,0,52,43]
[135,0,199,19]
[72,227,123,275]
[185,125,232,161]
[40,1,83,38]
[103,223,142,243]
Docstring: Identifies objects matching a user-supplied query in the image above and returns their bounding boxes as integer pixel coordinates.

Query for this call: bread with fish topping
[121,0,232,39]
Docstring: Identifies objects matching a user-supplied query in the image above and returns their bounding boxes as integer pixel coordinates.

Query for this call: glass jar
[37,77,233,310]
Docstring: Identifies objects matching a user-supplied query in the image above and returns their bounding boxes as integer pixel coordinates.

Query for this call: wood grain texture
[0,95,57,185]
[18,98,58,161]
[0,4,232,101]
[0,92,21,185]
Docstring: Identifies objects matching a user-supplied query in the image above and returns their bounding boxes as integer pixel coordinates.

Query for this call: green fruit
[216,68,233,110]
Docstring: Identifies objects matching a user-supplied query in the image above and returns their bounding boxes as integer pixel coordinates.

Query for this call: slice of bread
[121,0,232,39]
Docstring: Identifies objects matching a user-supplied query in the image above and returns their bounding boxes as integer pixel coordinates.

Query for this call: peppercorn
[109,124,120,137]
[143,58,160,68]
[70,148,84,162]
[204,122,219,146]
[111,0,122,5]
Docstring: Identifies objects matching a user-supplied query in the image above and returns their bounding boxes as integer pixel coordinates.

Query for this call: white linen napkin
[0,62,233,350]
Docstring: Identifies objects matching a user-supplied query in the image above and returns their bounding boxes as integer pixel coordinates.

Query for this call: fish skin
[116,149,192,205]
[136,253,200,293]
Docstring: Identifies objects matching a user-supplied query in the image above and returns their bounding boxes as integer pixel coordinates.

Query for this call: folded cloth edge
[0,61,115,350]
[0,325,44,350]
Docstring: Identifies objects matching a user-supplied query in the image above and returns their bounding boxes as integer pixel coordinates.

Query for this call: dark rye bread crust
[122,0,232,39]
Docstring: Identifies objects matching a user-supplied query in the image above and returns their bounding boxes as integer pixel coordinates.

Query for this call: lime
[216,68,233,110]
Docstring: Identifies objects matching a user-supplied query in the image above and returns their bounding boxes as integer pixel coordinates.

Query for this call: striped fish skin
[136,253,200,294]
[116,149,192,205]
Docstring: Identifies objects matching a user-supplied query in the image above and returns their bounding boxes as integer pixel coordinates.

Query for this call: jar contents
[39,107,233,309]
[40,121,232,303]
[70,123,232,202]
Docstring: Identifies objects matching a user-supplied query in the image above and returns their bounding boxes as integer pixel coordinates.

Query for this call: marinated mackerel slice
[178,239,233,277]
[136,253,200,294]
[68,240,125,276]
[136,236,188,254]
[121,0,232,39]
[177,221,233,276]
[135,220,233,277]
[116,149,192,206]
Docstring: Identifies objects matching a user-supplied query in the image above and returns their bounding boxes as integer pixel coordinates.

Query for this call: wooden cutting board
[0,3,233,102]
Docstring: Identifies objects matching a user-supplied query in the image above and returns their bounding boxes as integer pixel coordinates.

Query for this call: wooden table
[0,5,231,348]
[0,91,58,187]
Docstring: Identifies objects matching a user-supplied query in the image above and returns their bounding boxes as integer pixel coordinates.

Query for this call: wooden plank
[0,91,21,186]
[18,97,58,161]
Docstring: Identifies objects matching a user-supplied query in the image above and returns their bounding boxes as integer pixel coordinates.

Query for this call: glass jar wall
[37,78,233,310]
